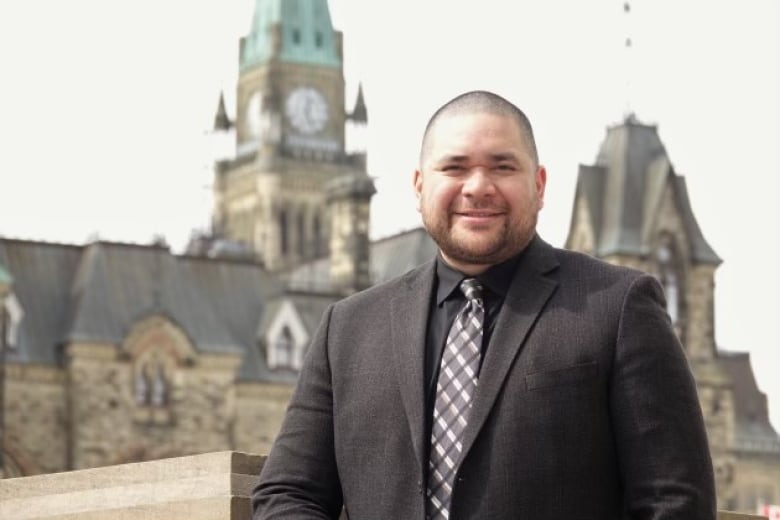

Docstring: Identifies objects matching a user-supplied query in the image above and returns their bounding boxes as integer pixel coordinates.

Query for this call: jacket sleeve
[610,273,717,519]
[252,304,343,519]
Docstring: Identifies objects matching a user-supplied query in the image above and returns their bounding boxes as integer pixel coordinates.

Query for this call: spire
[240,0,341,71]
[213,91,232,131]
[568,118,721,265]
[349,83,368,123]
[622,1,635,118]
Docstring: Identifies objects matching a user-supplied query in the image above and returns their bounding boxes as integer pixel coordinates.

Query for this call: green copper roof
[241,0,341,71]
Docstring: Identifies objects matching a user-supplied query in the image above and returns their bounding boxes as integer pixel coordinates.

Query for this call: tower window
[292,28,301,45]
[279,209,289,255]
[313,214,322,257]
[315,32,323,48]
[297,211,306,258]
[655,233,685,332]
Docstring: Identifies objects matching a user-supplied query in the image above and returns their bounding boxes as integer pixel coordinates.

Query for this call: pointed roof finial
[622,1,634,118]
[214,91,232,131]
[350,83,368,123]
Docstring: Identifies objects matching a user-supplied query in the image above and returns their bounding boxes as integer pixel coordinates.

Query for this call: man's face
[414,112,546,274]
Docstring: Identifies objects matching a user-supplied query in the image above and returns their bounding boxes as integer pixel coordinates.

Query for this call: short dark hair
[419,90,539,166]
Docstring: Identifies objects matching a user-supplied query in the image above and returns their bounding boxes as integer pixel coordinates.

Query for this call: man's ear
[535,165,547,210]
[413,169,423,212]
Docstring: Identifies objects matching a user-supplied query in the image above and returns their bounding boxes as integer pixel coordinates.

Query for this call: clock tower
[213,0,371,272]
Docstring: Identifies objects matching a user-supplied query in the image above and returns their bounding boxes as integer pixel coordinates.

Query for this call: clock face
[285,87,329,135]
[245,91,263,138]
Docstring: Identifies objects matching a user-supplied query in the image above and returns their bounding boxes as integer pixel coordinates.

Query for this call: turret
[326,174,376,294]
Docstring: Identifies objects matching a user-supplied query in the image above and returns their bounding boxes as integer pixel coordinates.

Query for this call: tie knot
[459,278,484,304]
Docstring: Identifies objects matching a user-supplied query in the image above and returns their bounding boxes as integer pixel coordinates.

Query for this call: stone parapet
[0,451,264,520]
[719,513,768,520]
[0,451,767,519]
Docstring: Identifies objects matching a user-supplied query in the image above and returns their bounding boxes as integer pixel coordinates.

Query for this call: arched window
[150,363,169,406]
[279,208,289,256]
[657,243,679,323]
[655,234,685,334]
[135,364,151,405]
[134,353,172,408]
[297,211,306,259]
[312,213,322,257]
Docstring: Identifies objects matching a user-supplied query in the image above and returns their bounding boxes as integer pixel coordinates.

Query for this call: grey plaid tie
[427,278,485,520]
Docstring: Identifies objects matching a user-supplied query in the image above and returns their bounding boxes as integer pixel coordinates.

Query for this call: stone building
[0,228,434,478]
[0,0,777,515]
[565,115,780,511]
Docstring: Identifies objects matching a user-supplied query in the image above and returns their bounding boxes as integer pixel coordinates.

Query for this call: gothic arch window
[654,233,686,336]
[312,213,322,257]
[133,350,172,408]
[297,211,306,259]
[123,316,195,425]
[279,208,289,256]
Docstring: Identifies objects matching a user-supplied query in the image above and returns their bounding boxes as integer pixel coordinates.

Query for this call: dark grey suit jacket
[253,237,716,519]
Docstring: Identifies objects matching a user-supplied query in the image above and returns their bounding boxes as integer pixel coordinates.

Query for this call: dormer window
[292,28,301,45]
[315,31,323,47]
[264,300,310,372]
[274,327,294,369]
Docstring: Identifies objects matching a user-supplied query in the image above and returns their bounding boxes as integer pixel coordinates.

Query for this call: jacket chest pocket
[525,361,598,390]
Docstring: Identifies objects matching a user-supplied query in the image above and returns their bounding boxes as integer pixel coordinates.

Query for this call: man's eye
[496,163,516,171]
[442,165,464,172]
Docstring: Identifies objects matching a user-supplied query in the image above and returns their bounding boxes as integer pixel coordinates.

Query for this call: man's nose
[462,169,496,198]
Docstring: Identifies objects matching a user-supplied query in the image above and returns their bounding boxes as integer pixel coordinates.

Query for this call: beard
[422,203,539,267]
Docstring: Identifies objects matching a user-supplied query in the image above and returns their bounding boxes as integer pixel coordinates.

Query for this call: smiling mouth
[457,211,501,217]
[454,209,504,218]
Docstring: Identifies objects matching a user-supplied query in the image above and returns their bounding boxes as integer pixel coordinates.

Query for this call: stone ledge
[0,451,264,520]
[0,451,767,520]
[719,513,768,520]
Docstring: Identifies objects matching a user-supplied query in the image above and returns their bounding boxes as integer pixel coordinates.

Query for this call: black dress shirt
[423,252,523,436]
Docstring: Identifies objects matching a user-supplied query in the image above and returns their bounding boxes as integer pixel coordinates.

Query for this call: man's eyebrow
[438,154,469,163]
[491,152,520,162]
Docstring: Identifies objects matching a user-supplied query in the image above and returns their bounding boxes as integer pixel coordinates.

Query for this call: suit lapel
[390,261,436,470]
[460,238,560,459]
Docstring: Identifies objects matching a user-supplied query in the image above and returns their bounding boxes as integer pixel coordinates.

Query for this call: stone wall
[65,338,243,470]
[3,364,67,475]
[233,382,294,456]
[731,453,780,512]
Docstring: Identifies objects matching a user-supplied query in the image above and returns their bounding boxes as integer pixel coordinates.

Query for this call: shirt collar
[435,251,523,306]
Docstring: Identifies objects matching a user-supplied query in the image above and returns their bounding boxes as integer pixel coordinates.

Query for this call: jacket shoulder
[333,260,434,310]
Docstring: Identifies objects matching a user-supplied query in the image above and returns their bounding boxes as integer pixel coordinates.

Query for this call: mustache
[451,203,508,213]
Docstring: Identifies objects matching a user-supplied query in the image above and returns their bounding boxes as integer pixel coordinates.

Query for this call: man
[253,91,716,519]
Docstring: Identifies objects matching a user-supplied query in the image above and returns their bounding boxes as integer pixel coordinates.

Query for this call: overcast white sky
[1,0,778,424]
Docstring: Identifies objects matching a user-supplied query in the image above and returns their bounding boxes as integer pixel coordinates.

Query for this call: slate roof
[0,229,436,382]
[0,238,283,380]
[287,226,438,291]
[719,351,780,454]
[570,115,721,264]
